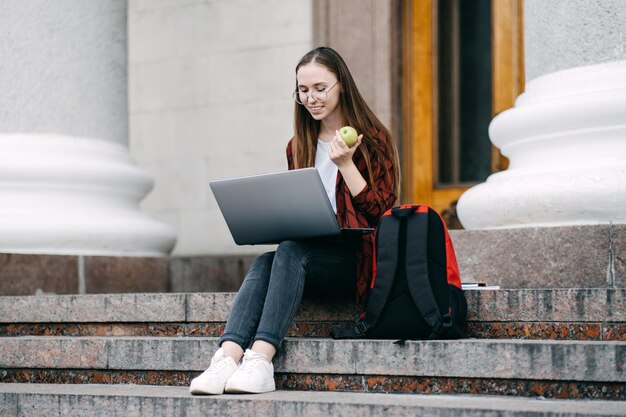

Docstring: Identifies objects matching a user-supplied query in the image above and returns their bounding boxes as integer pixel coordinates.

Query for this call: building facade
[2,0,625,268]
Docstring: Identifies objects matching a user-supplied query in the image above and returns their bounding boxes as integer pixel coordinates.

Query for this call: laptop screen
[210,168,342,245]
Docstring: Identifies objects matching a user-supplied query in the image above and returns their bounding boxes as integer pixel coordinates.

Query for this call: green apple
[339,126,358,147]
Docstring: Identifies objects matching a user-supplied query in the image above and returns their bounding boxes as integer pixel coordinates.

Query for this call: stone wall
[128,0,313,255]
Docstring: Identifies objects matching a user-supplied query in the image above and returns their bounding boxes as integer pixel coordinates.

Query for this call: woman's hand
[329,130,367,197]
[328,130,363,169]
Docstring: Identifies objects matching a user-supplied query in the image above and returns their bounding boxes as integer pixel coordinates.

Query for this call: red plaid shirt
[286,136,397,305]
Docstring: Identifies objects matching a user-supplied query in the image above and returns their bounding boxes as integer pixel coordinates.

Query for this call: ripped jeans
[219,238,357,350]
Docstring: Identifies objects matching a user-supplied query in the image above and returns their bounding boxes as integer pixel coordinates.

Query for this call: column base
[0,134,176,256]
[457,60,626,229]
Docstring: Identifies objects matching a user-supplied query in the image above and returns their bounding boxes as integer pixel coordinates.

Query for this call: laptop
[209,167,374,245]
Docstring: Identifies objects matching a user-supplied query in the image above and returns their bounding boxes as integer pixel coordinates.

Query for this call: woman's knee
[240,252,275,287]
[270,240,312,281]
[246,252,275,275]
[275,240,309,261]
[254,252,275,267]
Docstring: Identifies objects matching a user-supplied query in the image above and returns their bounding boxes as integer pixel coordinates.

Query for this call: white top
[315,139,338,213]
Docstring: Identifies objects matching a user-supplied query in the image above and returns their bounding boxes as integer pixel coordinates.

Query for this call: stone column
[457,0,626,229]
[0,0,176,255]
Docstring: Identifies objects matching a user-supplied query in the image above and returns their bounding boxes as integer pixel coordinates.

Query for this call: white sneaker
[189,348,239,395]
[224,349,276,394]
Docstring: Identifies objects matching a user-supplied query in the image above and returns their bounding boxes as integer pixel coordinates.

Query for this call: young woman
[190,46,400,395]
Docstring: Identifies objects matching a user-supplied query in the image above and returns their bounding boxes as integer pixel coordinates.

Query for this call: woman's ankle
[221,341,244,363]
[251,340,277,362]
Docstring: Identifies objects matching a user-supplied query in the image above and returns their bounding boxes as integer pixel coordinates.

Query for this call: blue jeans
[219,238,357,350]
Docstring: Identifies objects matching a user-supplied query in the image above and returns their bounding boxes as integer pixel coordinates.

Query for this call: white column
[0,0,176,255]
[457,0,626,229]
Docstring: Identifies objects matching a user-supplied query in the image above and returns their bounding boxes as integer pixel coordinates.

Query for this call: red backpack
[332,205,467,340]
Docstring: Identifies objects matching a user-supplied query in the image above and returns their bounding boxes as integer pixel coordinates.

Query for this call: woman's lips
[308,105,323,115]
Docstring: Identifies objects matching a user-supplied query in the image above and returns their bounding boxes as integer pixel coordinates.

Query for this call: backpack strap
[360,212,402,331]
[331,212,402,339]
[396,206,454,339]
[330,315,369,339]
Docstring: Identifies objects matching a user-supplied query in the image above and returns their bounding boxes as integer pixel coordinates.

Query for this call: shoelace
[206,355,231,373]
[238,355,263,373]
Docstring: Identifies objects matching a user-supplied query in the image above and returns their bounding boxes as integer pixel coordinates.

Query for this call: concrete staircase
[0,289,625,416]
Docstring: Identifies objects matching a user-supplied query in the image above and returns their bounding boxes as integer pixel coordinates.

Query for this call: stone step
[1,383,625,417]
[1,289,624,340]
[1,337,624,399]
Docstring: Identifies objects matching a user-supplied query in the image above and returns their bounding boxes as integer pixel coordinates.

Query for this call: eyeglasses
[293,81,339,105]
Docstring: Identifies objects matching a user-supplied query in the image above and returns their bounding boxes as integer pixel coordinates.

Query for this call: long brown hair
[292,47,400,197]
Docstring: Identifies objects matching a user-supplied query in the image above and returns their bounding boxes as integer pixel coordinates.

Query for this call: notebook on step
[209,167,374,245]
